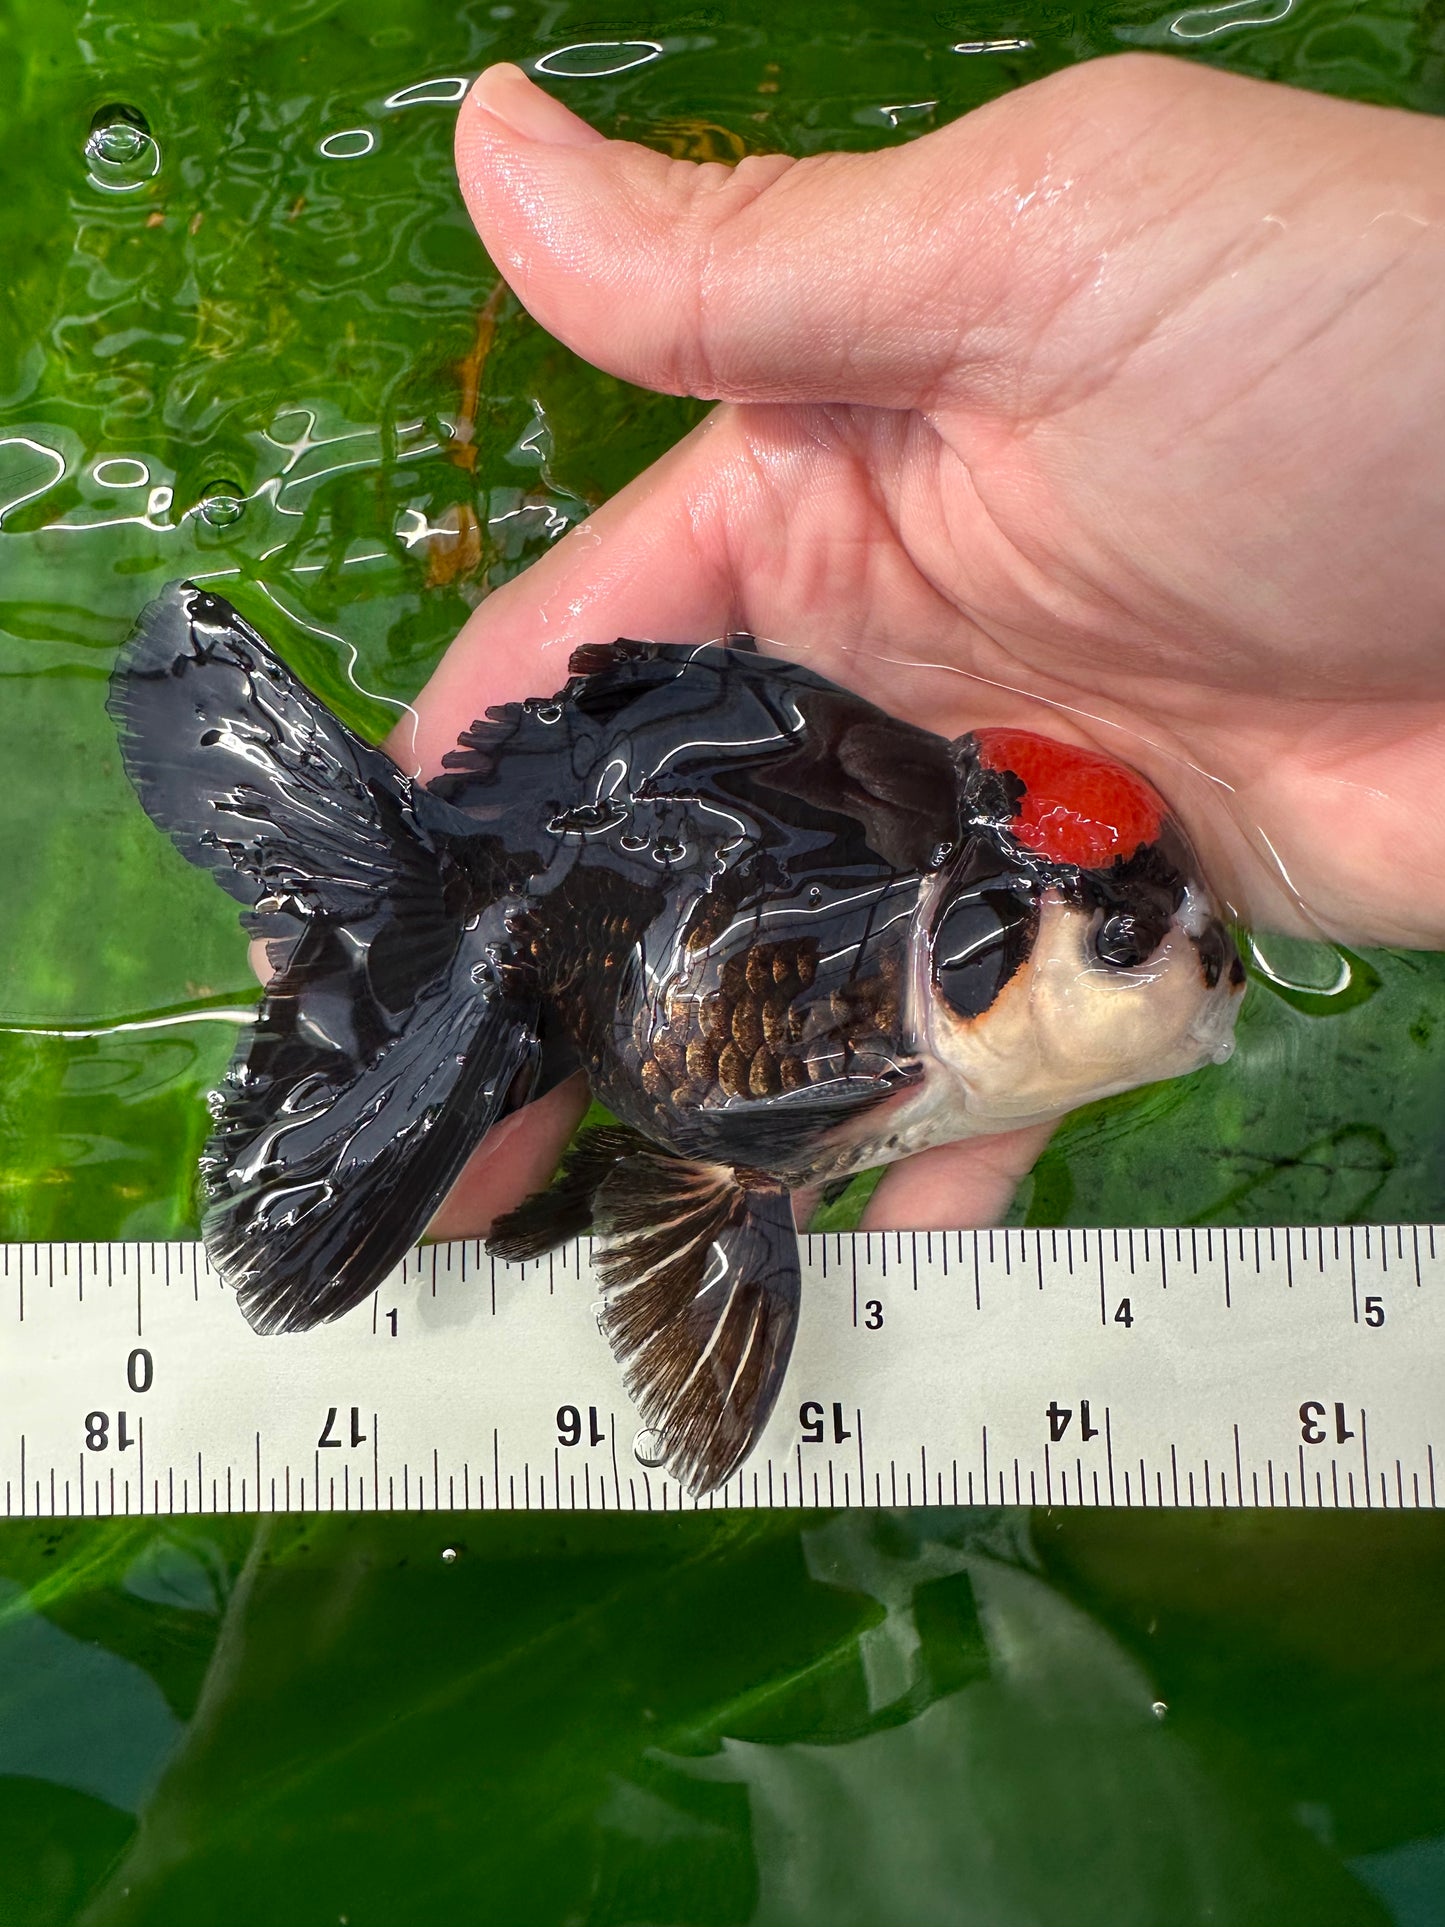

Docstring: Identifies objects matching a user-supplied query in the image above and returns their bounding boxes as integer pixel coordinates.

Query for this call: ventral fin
[591,1149,800,1496]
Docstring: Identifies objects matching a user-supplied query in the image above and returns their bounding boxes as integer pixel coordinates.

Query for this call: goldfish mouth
[1181,895,1248,996]
[1187,920,1247,1066]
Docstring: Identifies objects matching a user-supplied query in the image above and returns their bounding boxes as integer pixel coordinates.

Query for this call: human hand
[414,53,1445,1239]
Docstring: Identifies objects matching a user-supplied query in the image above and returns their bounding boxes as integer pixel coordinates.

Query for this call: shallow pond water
[1,1,1443,1921]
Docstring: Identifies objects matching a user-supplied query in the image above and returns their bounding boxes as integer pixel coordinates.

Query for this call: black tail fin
[110,581,540,1330]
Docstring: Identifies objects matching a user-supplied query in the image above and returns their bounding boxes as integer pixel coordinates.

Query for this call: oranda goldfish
[110,582,1244,1493]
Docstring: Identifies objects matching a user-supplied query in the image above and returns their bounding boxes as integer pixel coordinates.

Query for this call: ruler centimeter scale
[0,1225,1439,1518]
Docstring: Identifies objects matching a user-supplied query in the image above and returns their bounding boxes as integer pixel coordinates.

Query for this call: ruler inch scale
[0,1225,1439,1518]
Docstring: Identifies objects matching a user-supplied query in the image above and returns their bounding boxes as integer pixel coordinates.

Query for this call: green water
[1,1,1443,1920]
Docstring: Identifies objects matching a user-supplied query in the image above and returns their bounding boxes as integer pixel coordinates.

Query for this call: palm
[414,51,1445,1237]
[759,393,1445,947]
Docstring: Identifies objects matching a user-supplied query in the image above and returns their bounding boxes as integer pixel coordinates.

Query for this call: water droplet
[535,703,562,725]
[807,886,823,907]
[199,482,244,529]
[440,1546,459,1564]
[1151,1699,1168,1720]
[930,840,956,869]
[652,836,684,864]
[633,1429,667,1469]
[85,104,161,192]
[1239,932,1380,1015]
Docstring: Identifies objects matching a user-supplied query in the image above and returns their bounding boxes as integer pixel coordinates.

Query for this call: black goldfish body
[109,582,1245,1494]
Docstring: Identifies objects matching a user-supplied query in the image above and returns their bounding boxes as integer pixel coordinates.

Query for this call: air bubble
[1150,1699,1168,1720]
[85,104,161,192]
[199,482,245,529]
[440,1546,459,1564]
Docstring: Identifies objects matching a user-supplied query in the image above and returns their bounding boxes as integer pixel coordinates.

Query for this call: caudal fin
[110,581,540,1330]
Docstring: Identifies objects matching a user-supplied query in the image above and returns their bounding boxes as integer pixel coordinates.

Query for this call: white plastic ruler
[0,1226,1439,1517]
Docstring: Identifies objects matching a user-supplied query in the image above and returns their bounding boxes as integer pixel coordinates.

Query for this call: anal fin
[486,1126,644,1263]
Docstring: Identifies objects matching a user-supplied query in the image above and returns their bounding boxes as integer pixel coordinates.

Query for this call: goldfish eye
[932,886,1037,1018]
[1092,909,1174,970]
[1094,912,1146,968]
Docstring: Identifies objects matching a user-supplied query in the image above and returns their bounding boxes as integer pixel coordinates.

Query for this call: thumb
[454,61,1045,411]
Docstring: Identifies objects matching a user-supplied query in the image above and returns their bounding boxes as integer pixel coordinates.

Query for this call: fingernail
[468,63,606,148]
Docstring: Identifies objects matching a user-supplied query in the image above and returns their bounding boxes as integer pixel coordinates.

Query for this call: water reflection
[384,76,471,107]
[533,40,664,79]
[91,457,150,491]
[254,580,423,767]
[3,998,258,1040]
[870,101,937,127]
[318,128,378,160]
[1171,0,1296,36]
[0,435,67,525]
